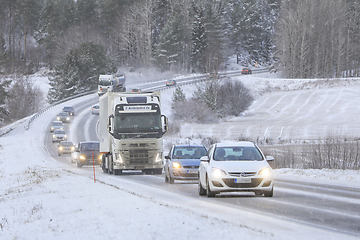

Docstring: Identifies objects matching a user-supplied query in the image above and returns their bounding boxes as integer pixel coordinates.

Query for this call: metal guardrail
[24,90,97,130]
[5,67,269,133]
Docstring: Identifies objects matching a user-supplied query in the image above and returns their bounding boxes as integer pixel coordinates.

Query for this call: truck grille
[129,149,149,164]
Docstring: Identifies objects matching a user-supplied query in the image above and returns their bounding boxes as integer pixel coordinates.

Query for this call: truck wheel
[113,169,122,175]
[108,154,113,174]
[101,154,108,173]
[153,168,162,175]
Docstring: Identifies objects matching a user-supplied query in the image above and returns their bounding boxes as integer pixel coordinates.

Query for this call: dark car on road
[71,141,102,167]
[56,112,70,123]
[241,68,252,74]
[164,145,207,184]
[62,105,75,116]
[166,80,176,86]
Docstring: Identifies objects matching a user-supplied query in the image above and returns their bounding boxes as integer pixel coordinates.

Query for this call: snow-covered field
[1,68,360,239]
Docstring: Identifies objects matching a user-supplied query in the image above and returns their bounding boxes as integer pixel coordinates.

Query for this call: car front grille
[222,178,263,188]
[179,173,198,178]
[228,172,257,177]
[183,166,199,169]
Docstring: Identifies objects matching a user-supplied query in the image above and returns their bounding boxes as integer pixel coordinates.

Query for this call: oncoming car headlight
[59,146,63,150]
[172,162,181,168]
[79,155,86,160]
[211,167,226,176]
[259,167,271,176]
[98,155,102,160]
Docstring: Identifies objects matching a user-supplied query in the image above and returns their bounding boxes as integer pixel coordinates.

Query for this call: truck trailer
[99,91,168,175]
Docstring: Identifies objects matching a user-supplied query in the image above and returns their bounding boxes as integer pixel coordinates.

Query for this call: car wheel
[58,152,61,156]
[76,161,82,168]
[206,176,216,197]
[198,179,206,196]
[264,187,274,197]
[165,173,169,183]
[169,174,174,184]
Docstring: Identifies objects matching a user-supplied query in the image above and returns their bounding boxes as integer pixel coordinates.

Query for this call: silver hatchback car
[164,145,207,184]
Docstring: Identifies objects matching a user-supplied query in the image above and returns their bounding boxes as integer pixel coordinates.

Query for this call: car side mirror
[200,156,209,162]
[165,156,170,160]
[266,156,274,161]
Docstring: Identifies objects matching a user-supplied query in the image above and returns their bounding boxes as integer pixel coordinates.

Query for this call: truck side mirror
[161,115,168,133]
[108,114,114,132]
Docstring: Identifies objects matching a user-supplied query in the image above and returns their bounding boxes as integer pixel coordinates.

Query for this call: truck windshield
[113,113,161,137]
[99,80,111,86]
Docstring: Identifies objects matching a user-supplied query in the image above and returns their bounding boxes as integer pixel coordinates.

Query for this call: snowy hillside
[1,69,360,239]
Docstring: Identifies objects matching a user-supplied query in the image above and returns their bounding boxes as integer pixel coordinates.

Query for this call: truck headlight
[155,153,162,163]
[80,155,86,160]
[114,153,123,163]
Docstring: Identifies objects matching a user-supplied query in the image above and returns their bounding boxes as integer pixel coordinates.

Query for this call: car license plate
[187,170,197,174]
[235,178,251,183]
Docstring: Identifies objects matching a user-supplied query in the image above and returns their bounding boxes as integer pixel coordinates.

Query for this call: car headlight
[211,167,227,176]
[259,167,272,176]
[67,117,70,120]
[59,146,63,150]
[71,147,75,151]
[99,155,102,160]
[172,162,181,168]
[80,155,86,160]
[57,117,60,120]
[52,135,56,138]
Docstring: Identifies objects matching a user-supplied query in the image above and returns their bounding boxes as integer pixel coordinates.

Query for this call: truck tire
[153,168,163,175]
[101,154,108,173]
[108,154,113,174]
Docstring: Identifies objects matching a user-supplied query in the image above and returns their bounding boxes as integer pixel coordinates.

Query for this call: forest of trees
[1,0,360,78]
[1,0,360,122]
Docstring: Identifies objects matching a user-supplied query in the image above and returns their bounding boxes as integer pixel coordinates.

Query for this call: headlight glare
[259,167,271,176]
[80,155,86,160]
[172,162,181,168]
[211,167,226,176]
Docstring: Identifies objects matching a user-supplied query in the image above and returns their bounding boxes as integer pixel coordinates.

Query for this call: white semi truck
[98,74,126,96]
[99,91,168,175]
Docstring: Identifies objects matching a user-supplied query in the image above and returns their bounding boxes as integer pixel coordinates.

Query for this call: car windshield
[213,147,263,161]
[59,112,68,116]
[81,143,99,151]
[54,130,65,134]
[172,146,207,159]
[60,142,73,146]
[63,107,73,111]
[53,122,63,126]
[93,105,99,109]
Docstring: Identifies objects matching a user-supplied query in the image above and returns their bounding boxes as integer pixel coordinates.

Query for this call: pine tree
[171,86,186,108]
[191,3,207,72]
[47,42,116,103]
